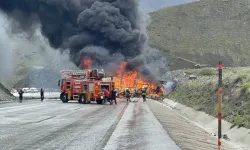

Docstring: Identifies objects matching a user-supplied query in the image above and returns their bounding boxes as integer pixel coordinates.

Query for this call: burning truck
[112,62,166,99]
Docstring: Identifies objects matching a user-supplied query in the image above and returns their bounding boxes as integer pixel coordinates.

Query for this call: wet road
[104,98,180,150]
[0,99,179,150]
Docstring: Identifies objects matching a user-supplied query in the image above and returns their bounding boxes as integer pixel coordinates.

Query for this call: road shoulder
[147,99,235,150]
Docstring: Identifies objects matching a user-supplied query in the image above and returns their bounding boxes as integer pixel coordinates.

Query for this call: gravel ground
[147,100,240,150]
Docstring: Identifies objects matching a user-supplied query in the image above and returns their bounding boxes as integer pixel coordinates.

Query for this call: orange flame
[80,58,164,98]
[81,56,92,69]
[113,62,164,98]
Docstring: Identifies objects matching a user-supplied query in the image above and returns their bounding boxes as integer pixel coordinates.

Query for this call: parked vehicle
[58,69,115,104]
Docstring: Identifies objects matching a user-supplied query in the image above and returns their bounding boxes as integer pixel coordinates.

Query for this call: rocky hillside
[148,0,250,69]
[0,83,15,101]
[14,68,61,89]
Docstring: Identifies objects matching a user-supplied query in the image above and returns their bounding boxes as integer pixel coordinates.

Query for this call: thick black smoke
[0,0,161,81]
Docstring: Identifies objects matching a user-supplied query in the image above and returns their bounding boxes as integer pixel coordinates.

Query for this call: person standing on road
[110,88,117,105]
[40,88,44,101]
[133,89,136,97]
[103,88,110,102]
[125,88,131,102]
[18,89,24,103]
[141,87,147,101]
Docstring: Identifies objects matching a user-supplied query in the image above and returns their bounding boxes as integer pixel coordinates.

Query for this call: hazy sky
[140,0,196,12]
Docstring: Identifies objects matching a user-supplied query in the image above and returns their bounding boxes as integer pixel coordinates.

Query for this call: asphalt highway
[0,98,180,150]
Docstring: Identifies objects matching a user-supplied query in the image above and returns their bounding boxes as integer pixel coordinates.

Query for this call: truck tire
[60,93,68,103]
[101,98,106,105]
[96,99,102,104]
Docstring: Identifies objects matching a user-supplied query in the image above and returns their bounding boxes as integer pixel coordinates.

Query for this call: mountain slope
[168,67,250,128]
[148,0,250,69]
[140,0,194,12]
[14,68,61,89]
[0,82,14,101]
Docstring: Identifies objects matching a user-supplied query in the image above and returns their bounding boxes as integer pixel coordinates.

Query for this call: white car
[11,89,18,93]
[22,88,30,93]
[30,87,39,93]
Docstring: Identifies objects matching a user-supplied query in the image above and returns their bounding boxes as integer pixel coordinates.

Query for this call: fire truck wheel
[60,93,68,103]
[96,100,102,104]
[101,99,105,105]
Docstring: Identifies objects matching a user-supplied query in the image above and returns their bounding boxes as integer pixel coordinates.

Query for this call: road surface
[0,98,180,150]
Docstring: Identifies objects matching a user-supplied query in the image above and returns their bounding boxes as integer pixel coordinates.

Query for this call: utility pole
[217,61,223,150]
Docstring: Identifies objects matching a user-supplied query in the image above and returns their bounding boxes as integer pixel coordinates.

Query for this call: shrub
[233,114,244,127]
[240,82,250,94]
[200,68,216,76]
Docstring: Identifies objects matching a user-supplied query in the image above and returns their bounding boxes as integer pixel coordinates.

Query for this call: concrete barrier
[162,99,250,149]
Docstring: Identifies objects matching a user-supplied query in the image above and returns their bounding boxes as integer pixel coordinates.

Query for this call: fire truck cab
[58,69,114,104]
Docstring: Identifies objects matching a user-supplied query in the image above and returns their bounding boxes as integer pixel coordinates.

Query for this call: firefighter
[125,88,131,102]
[40,88,44,101]
[141,87,147,102]
[110,88,117,105]
[133,89,137,97]
[18,89,24,103]
[103,88,110,103]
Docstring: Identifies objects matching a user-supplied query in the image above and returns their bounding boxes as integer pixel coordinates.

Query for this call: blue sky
[139,0,196,12]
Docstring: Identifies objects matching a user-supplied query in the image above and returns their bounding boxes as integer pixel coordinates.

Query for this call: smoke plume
[0,0,166,82]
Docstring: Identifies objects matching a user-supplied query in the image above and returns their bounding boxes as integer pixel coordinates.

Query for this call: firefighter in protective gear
[125,88,131,102]
[141,87,147,101]
[110,88,117,105]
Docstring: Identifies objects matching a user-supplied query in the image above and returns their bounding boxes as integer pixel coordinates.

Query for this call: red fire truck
[58,69,114,104]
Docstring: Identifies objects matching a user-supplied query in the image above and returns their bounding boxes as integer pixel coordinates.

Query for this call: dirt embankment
[168,67,250,129]
[0,82,15,101]
[148,100,235,150]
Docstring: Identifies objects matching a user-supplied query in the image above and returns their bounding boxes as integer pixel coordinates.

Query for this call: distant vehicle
[22,88,30,93]
[11,89,17,93]
[30,87,39,93]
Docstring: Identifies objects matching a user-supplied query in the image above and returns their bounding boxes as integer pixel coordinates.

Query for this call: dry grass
[168,67,250,128]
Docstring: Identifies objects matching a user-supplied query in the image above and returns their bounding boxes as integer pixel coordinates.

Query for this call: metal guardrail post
[218,61,223,150]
